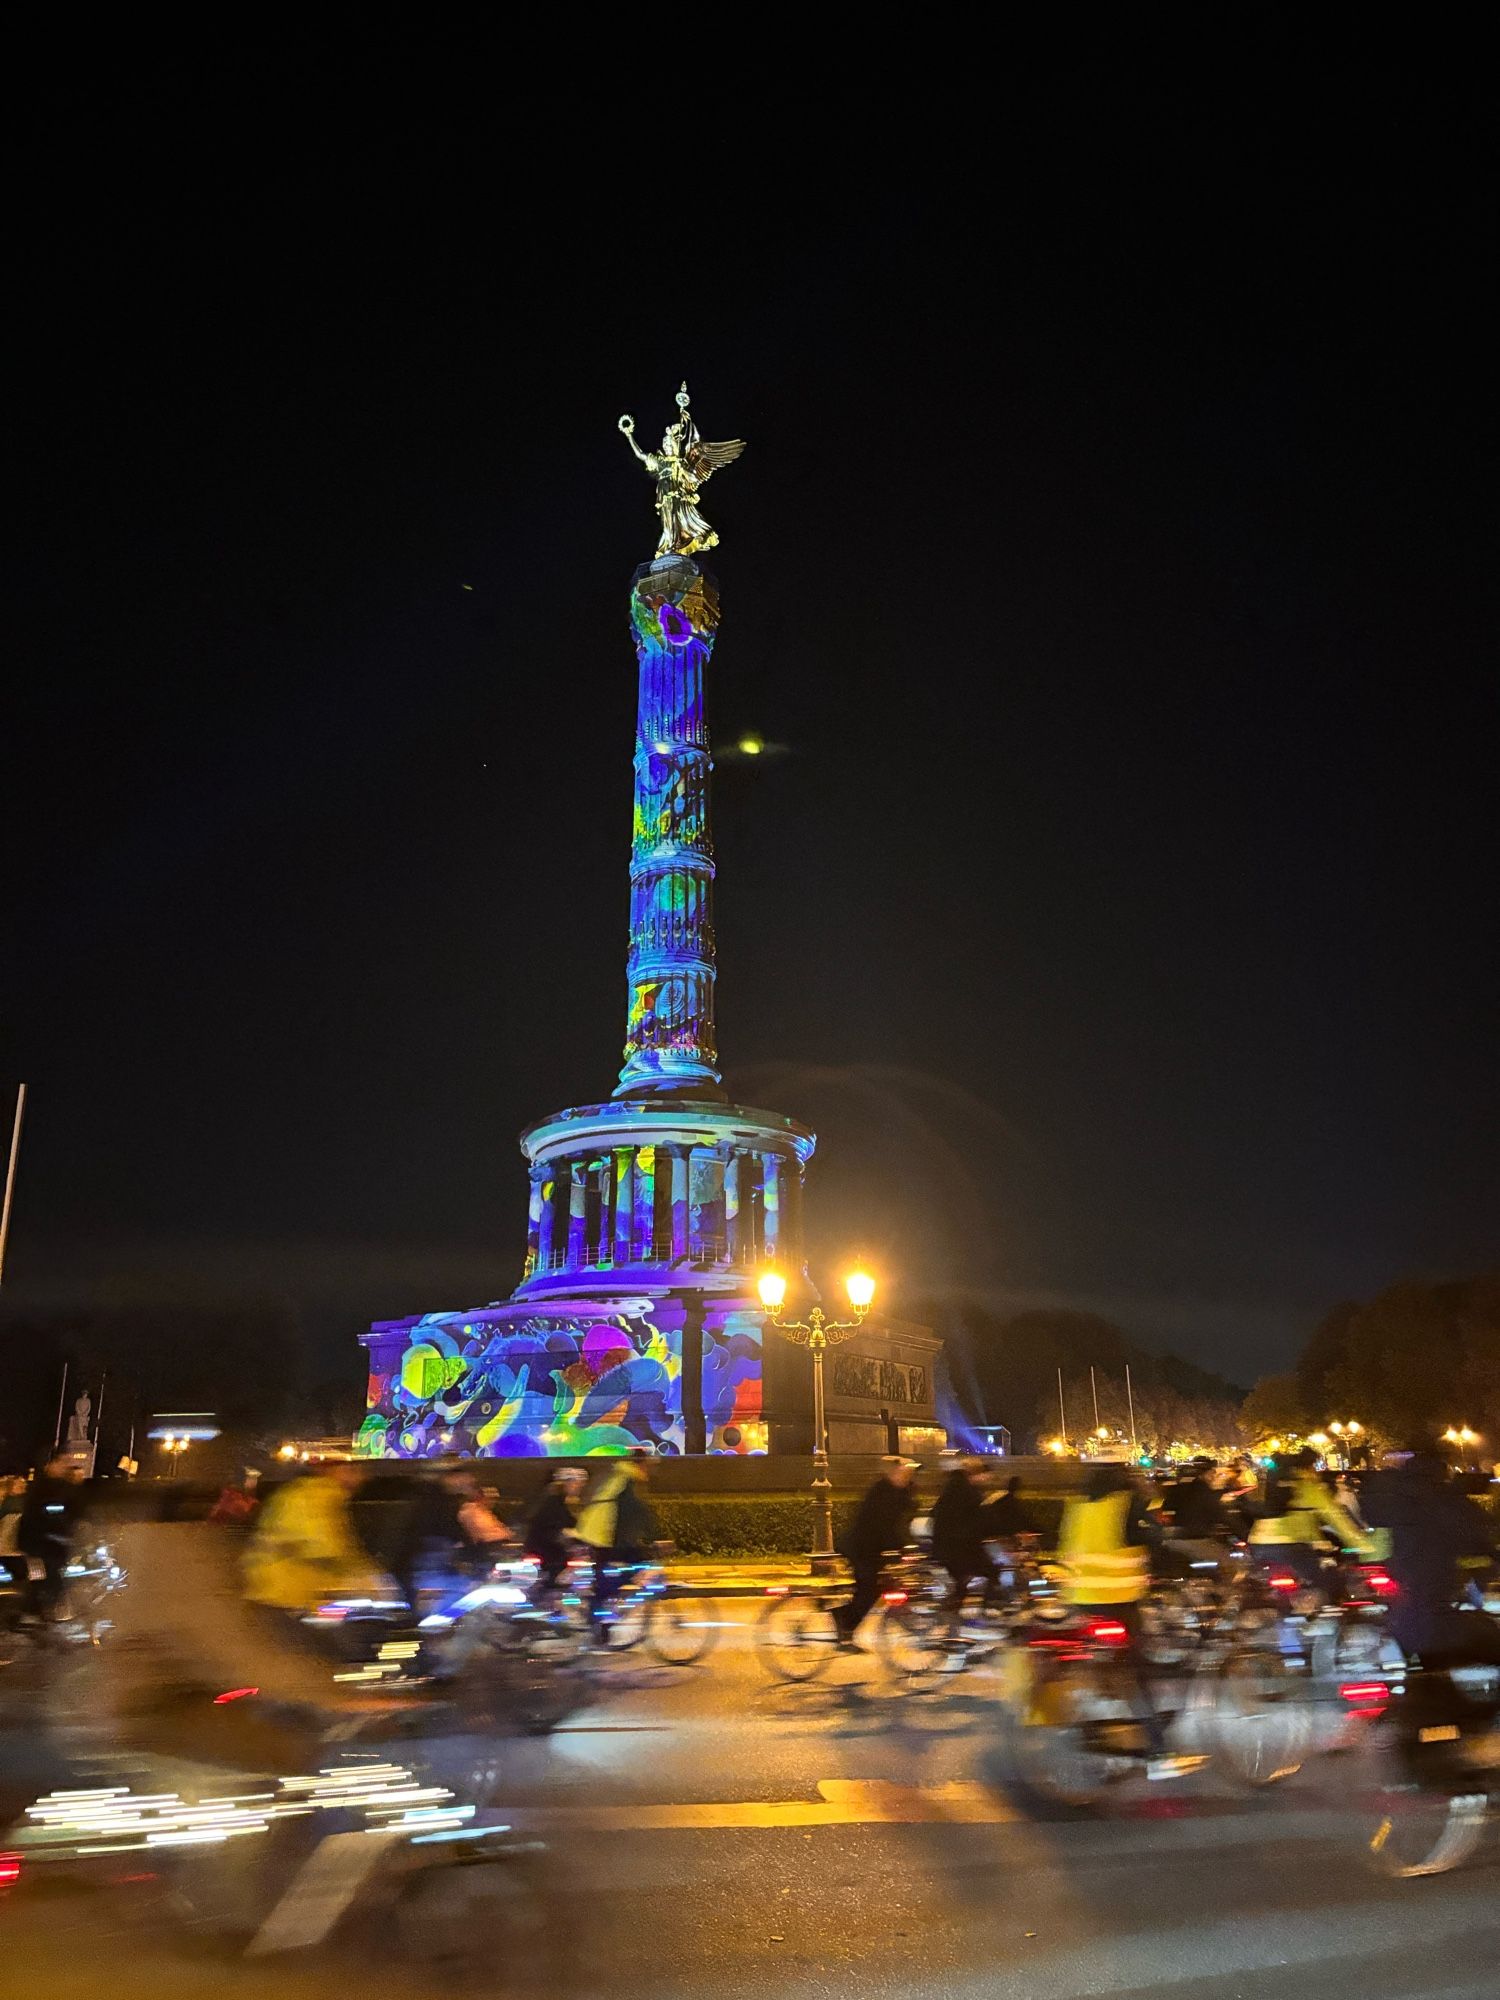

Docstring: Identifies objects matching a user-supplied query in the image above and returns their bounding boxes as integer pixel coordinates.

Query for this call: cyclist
[525,1465,587,1590]
[576,1449,658,1635]
[14,1453,87,1620]
[1359,1438,1500,1670]
[984,1474,1033,1542]
[1162,1457,1232,1577]
[243,1458,385,1618]
[1057,1462,1198,1780]
[931,1455,997,1613]
[834,1456,919,1647]
[1247,1446,1371,1593]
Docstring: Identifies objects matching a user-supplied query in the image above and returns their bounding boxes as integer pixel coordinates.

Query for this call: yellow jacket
[575,1462,651,1552]
[1249,1473,1372,1553]
[242,1475,383,1613]
[1058,1490,1150,1605]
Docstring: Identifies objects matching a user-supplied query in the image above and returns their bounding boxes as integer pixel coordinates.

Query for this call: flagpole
[0,1083,25,1288]
[52,1360,69,1454]
[1091,1365,1101,1433]
[1126,1364,1138,1455]
[91,1374,107,1477]
[1057,1367,1067,1449]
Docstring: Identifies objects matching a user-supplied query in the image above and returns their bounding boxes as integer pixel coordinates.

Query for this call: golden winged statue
[618,382,745,557]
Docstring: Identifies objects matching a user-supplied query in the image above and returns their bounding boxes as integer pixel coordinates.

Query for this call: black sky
[5,73,1495,1401]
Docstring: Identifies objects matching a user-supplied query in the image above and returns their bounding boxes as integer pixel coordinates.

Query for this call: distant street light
[158,1435,190,1481]
[759,1267,876,1567]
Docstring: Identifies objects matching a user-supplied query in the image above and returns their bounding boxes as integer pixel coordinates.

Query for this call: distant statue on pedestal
[66,1391,92,1445]
[619,382,745,558]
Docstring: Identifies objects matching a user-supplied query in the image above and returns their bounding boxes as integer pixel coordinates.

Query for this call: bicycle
[997,1607,1209,1810]
[569,1552,720,1667]
[1204,1554,1401,1787]
[754,1548,971,1686]
[1335,1655,1500,1877]
[877,1540,1067,1691]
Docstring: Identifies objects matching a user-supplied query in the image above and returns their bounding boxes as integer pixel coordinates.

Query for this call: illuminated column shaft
[537,1171,557,1267]
[725,1152,745,1263]
[566,1162,587,1267]
[613,1146,634,1262]
[524,1165,545,1276]
[615,558,722,1098]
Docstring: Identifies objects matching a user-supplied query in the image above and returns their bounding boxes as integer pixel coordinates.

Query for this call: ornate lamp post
[758,1268,876,1568]
[1442,1425,1481,1466]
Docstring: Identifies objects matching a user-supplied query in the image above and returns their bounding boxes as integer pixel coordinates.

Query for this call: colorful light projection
[616,558,721,1098]
[357,1303,766,1458]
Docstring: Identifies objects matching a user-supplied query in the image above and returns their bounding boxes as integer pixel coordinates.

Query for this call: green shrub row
[649,1492,1064,1557]
[651,1495,861,1557]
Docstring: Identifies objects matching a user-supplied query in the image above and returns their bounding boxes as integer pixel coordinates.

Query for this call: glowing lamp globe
[757,1272,787,1311]
[845,1271,876,1311]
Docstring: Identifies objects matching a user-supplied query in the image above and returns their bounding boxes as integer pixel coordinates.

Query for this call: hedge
[651,1495,861,1557]
[648,1491,1065,1558]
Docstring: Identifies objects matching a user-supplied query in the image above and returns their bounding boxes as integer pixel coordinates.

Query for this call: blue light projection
[617,559,721,1098]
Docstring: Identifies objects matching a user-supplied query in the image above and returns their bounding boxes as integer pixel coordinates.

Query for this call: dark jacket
[524,1488,577,1558]
[930,1472,987,1568]
[1359,1462,1496,1654]
[1166,1475,1226,1539]
[842,1475,916,1563]
[16,1474,83,1566]
[983,1488,1032,1539]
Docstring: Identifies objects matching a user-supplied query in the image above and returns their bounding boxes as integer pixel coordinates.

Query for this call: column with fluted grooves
[615,558,722,1098]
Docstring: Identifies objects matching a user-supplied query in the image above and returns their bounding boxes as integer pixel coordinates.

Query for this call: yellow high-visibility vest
[1058,1490,1150,1605]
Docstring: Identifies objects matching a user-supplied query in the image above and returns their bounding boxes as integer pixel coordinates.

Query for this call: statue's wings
[687,437,745,481]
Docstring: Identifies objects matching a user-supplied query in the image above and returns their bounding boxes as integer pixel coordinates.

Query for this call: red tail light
[1361,1568,1398,1598]
[1268,1573,1299,1592]
[1086,1619,1130,1646]
[882,1590,908,1605]
[765,1585,789,1597]
[212,1686,259,1705]
[0,1853,20,1888]
[1339,1681,1389,1713]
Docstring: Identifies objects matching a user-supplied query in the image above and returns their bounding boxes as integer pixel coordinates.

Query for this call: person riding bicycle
[984,1474,1033,1543]
[931,1456,998,1613]
[1057,1462,1197,1780]
[576,1450,659,1633]
[1247,1447,1372,1592]
[242,1458,386,1618]
[834,1456,919,1647]
[525,1464,587,1590]
[1359,1439,1500,1671]
[1161,1458,1232,1577]
[14,1453,87,1620]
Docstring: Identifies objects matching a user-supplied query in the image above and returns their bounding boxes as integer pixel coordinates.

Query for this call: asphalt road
[4,1607,1500,1999]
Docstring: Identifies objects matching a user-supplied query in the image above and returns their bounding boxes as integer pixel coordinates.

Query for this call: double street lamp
[758,1267,876,1567]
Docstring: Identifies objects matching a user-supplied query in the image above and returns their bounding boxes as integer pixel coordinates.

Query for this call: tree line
[1242,1271,1500,1451]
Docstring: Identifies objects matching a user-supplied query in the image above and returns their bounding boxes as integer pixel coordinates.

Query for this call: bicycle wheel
[754,1593,840,1682]
[1139,1579,1215,1670]
[600,1574,651,1651]
[878,1597,957,1690]
[1000,1658,1131,1810]
[1211,1642,1314,1786]
[1332,1614,1402,1684]
[1339,1693,1492,1877]
[647,1595,721,1667]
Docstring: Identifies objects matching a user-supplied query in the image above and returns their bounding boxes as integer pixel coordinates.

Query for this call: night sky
[5,79,1495,1412]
